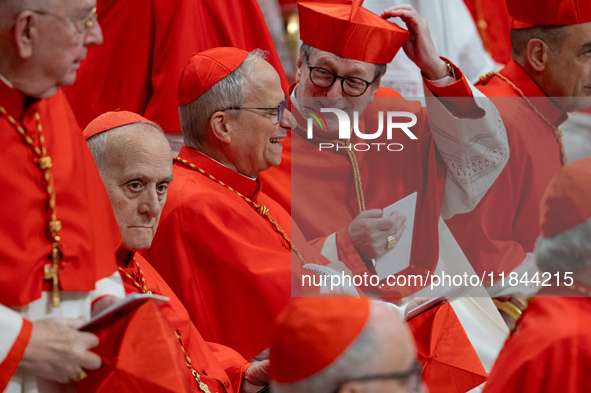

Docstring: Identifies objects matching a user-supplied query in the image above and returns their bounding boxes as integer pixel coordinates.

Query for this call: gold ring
[72,370,88,382]
[386,235,398,250]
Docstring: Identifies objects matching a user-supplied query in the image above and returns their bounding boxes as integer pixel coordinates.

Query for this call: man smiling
[144,47,334,361]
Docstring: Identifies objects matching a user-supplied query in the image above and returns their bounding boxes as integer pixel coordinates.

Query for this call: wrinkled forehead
[106,123,170,156]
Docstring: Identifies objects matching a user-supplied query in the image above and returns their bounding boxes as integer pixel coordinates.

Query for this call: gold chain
[117,261,151,294]
[174,157,306,262]
[295,122,375,266]
[479,71,566,165]
[0,105,63,307]
[175,330,214,393]
[566,283,591,297]
[118,259,213,392]
[336,139,366,213]
[295,123,366,213]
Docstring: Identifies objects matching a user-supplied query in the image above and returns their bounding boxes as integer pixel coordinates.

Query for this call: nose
[85,20,103,46]
[280,108,292,130]
[138,187,162,219]
[326,79,344,98]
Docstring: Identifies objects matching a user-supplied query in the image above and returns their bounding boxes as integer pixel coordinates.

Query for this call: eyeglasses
[334,361,423,393]
[221,96,288,123]
[305,58,375,97]
[32,7,97,34]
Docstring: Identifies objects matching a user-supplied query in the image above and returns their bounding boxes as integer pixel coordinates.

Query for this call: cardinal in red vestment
[446,0,591,296]
[83,110,270,393]
[0,1,124,390]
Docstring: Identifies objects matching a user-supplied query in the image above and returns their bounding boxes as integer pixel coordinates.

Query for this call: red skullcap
[507,0,591,29]
[83,110,158,140]
[269,297,370,383]
[298,0,409,64]
[540,158,591,237]
[177,47,249,106]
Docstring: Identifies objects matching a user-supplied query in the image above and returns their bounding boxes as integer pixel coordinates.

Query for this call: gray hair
[511,25,567,59]
[0,0,42,27]
[86,121,164,174]
[534,217,591,274]
[86,131,110,175]
[272,304,382,393]
[178,49,268,150]
[300,43,387,81]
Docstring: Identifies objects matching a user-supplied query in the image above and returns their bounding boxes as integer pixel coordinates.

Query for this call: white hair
[0,0,56,27]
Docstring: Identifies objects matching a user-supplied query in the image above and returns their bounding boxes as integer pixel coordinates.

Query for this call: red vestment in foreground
[119,252,249,393]
[0,80,121,390]
[482,287,591,393]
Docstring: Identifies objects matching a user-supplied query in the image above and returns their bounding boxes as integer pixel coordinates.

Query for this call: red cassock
[143,146,328,360]
[260,72,480,297]
[446,60,565,278]
[482,287,591,393]
[119,252,249,393]
[0,80,120,388]
[63,0,288,132]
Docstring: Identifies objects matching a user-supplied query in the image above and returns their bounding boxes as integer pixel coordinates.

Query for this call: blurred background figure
[483,158,591,393]
[64,0,288,154]
[269,297,427,393]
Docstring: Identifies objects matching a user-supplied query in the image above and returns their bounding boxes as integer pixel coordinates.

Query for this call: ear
[13,11,37,59]
[524,38,549,72]
[208,111,232,144]
[295,50,304,83]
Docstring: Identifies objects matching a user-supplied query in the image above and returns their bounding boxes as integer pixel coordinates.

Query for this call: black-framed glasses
[220,96,288,123]
[334,361,423,393]
[305,58,375,97]
[31,7,97,34]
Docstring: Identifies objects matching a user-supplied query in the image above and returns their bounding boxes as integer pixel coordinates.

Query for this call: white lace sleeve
[424,82,509,219]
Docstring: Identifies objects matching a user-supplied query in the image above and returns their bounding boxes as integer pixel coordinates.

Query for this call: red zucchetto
[507,0,591,29]
[298,0,409,64]
[177,47,249,107]
[269,296,370,383]
[83,110,158,140]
